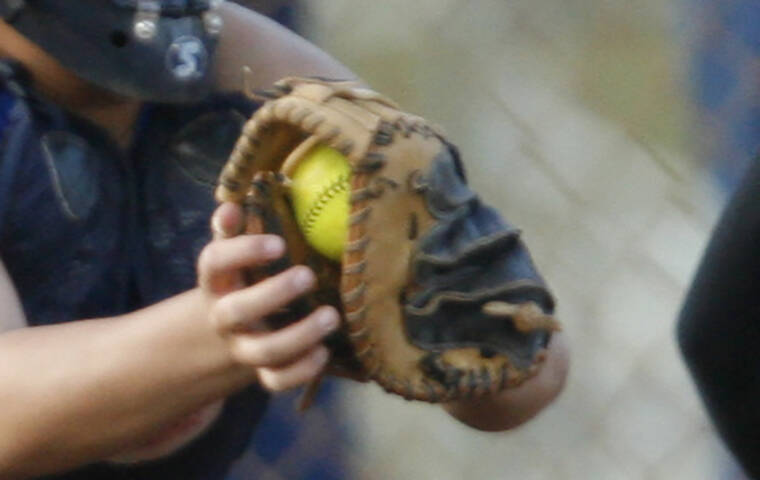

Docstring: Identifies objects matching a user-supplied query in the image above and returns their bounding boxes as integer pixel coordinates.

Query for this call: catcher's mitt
[215,77,558,404]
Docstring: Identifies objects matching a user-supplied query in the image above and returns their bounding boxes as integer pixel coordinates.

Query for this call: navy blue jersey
[0,62,269,479]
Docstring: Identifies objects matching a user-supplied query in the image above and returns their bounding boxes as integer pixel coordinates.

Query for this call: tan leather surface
[215,77,555,403]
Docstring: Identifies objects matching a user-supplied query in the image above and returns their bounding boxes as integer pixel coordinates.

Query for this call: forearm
[214,3,357,92]
[443,333,569,431]
[0,289,253,477]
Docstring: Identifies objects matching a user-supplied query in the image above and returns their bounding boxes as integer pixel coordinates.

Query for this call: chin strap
[0,0,24,21]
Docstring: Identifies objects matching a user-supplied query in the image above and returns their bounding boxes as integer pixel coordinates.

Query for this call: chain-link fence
[230,1,755,478]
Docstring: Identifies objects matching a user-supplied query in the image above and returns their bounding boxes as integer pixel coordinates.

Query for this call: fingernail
[264,236,285,257]
[316,308,339,332]
[292,267,315,291]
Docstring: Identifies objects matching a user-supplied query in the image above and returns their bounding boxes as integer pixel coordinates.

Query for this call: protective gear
[216,77,559,404]
[0,62,268,478]
[0,0,224,103]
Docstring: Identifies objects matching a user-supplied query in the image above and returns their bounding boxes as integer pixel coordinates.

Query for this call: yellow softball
[289,145,351,262]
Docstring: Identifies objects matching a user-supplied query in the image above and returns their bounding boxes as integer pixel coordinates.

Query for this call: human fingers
[202,202,247,293]
[198,234,285,294]
[211,202,244,240]
[256,346,330,392]
[211,265,316,332]
[229,306,339,367]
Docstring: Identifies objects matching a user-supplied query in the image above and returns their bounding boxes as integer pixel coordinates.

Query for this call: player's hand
[197,202,340,392]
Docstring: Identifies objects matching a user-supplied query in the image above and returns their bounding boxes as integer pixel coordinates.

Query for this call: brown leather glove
[215,77,559,404]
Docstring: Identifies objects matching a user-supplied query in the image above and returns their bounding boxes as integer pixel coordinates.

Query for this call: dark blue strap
[0,92,29,241]
[0,89,13,133]
[0,0,24,21]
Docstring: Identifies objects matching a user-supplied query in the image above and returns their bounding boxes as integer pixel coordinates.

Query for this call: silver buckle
[133,0,161,41]
[203,0,224,36]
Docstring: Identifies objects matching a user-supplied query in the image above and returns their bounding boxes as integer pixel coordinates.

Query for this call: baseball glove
[215,77,559,405]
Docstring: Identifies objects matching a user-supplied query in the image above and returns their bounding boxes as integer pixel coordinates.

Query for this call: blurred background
[231,1,760,479]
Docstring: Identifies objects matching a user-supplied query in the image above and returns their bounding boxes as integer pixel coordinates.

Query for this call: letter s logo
[166,36,208,81]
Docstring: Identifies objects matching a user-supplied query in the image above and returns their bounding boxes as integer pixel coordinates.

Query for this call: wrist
[443,333,569,431]
[119,288,257,399]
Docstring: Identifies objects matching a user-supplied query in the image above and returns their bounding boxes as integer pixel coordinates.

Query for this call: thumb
[212,202,244,240]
